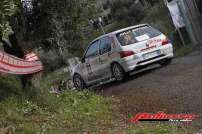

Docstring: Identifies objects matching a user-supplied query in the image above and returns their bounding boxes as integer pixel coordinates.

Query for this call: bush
[110,0,145,26]
[0,76,22,101]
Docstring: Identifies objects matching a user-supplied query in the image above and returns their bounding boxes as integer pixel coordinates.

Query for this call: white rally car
[73,24,174,89]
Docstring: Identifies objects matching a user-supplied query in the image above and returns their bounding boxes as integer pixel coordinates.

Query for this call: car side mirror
[81,57,85,63]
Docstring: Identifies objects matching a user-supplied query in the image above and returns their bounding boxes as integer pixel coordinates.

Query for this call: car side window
[99,36,112,55]
[85,40,99,58]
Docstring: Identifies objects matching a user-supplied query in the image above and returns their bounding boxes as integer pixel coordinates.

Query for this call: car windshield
[116,26,162,46]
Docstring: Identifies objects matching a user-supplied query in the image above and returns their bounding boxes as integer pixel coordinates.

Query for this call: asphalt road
[98,48,202,117]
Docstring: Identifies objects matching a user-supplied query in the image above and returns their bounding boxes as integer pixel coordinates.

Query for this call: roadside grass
[0,74,116,133]
[0,91,114,133]
[0,73,198,133]
[174,44,194,57]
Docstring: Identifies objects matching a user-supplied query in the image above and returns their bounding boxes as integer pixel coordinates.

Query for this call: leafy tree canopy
[0,0,20,40]
[109,0,145,26]
[11,0,99,55]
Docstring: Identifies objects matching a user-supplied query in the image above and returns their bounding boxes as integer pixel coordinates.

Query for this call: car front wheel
[73,74,86,89]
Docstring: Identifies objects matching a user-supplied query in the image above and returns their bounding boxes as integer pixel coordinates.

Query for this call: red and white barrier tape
[0,51,43,75]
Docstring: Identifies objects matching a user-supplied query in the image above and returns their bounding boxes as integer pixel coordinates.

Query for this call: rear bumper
[119,44,174,72]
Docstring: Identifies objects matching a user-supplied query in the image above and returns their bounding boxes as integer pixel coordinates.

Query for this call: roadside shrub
[39,50,67,72]
[110,0,145,26]
[0,76,22,101]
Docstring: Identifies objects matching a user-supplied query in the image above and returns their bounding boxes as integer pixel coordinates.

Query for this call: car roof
[91,24,149,42]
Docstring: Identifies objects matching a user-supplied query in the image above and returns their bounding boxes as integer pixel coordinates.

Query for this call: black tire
[160,58,172,66]
[73,74,86,89]
[111,63,127,81]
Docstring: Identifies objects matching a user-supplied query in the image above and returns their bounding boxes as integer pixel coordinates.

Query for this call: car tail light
[119,51,135,58]
[162,38,170,45]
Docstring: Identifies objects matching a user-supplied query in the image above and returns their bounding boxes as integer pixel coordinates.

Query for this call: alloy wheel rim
[113,65,122,80]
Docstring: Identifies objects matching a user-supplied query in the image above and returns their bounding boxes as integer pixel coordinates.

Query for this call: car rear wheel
[160,58,172,66]
[73,74,86,89]
[111,63,127,81]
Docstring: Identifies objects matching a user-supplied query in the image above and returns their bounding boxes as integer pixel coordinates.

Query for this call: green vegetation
[174,44,193,57]
[110,0,145,26]
[1,0,101,70]
[0,0,20,39]
[0,75,22,101]
[0,74,197,133]
[0,74,114,133]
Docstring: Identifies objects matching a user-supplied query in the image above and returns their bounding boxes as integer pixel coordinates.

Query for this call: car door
[84,40,102,82]
[98,36,112,79]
